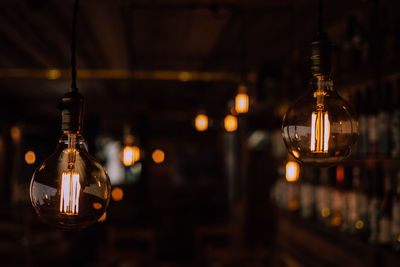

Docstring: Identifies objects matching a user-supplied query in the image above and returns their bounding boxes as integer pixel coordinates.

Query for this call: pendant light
[224,114,238,132]
[122,126,140,167]
[282,0,359,166]
[194,112,209,132]
[29,0,111,229]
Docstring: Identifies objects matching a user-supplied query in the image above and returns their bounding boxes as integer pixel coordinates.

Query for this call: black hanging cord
[240,11,246,83]
[318,0,323,35]
[71,0,79,91]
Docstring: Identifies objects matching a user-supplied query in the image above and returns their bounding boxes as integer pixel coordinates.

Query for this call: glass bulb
[282,76,359,166]
[30,133,111,229]
[235,84,249,114]
[195,114,208,132]
[224,115,238,132]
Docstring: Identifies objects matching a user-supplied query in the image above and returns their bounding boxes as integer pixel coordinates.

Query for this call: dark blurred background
[1,0,400,266]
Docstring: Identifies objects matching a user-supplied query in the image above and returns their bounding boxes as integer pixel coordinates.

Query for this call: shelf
[275,209,400,267]
[344,156,400,169]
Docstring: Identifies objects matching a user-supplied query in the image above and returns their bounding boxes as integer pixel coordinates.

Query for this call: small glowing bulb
[25,151,36,165]
[285,161,300,182]
[195,114,208,132]
[235,93,249,114]
[224,115,237,132]
[152,149,165,164]
[235,84,249,114]
[122,145,140,166]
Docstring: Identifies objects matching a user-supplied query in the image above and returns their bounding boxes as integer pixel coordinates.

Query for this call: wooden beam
[0,69,257,83]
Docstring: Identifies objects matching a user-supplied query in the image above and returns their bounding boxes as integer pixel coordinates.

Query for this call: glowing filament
[235,93,249,114]
[195,114,208,132]
[310,111,330,153]
[60,172,81,215]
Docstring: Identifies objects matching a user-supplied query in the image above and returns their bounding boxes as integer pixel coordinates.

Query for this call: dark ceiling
[0,0,369,132]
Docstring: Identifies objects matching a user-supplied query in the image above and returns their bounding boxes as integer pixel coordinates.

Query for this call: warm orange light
[195,114,208,132]
[310,110,330,153]
[46,69,61,80]
[25,150,36,165]
[235,93,249,114]
[10,126,21,143]
[60,172,80,215]
[285,161,300,182]
[152,149,165,164]
[111,187,124,202]
[98,212,107,222]
[224,115,237,132]
[122,146,140,166]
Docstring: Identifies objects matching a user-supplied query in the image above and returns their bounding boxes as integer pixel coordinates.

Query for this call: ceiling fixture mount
[282,0,359,166]
[29,0,111,229]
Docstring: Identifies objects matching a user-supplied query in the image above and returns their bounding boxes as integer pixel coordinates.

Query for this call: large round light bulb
[282,76,359,166]
[30,133,111,229]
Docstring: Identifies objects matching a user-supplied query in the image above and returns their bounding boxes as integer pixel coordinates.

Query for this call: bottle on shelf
[316,168,332,226]
[378,169,393,248]
[367,87,379,156]
[348,165,369,241]
[392,170,400,251]
[378,83,392,156]
[300,167,316,219]
[331,165,345,228]
[341,166,352,232]
[391,80,400,158]
[369,163,384,244]
[356,90,369,156]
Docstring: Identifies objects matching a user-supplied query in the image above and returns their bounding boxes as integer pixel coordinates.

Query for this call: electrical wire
[318,0,323,35]
[71,0,79,91]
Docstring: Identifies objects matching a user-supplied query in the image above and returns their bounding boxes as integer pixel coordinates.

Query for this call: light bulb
[282,76,359,165]
[224,115,238,132]
[195,113,208,132]
[235,84,249,114]
[285,161,300,182]
[30,91,111,229]
[122,145,140,166]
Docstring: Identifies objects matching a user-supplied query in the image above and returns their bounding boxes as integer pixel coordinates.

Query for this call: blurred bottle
[356,90,368,156]
[392,170,400,251]
[391,80,400,158]
[378,169,393,247]
[316,168,332,225]
[348,166,369,240]
[300,167,316,219]
[369,163,383,244]
[288,180,300,213]
[341,166,352,232]
[378,83,391,156]
[367,87,378,156]
[331,166,344,228]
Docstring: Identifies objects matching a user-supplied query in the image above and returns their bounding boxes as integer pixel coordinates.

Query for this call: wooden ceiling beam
[0,69,257,83]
